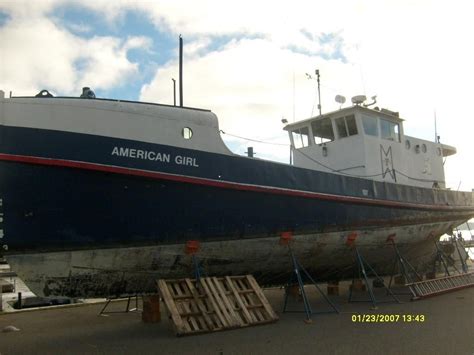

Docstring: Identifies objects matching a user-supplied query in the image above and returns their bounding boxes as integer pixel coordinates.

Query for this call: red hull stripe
[0,153,471,212]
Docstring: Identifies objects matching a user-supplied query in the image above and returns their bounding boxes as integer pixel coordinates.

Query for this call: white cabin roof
[283,105,403,132]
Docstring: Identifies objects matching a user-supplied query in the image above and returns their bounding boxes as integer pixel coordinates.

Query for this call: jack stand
[348,246,400,309]
[99,294,141,316]
[280,232,339,323]
[192,254,203,283]
[433,241,459,276]
[453,234,468,273]
[185,240,204,283]
[386,238,422,297]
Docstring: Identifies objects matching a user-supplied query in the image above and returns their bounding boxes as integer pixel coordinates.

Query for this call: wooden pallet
[157,275,279,336]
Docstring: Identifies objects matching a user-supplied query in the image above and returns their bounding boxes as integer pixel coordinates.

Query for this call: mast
[179,35,183,107]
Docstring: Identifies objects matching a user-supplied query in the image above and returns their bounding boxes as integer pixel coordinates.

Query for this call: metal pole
[316,69,321,116]
[434,241,450,276]
[299,264,339,313]
[172,78,176,106]
[179,35,183,107]
[454,239,468,273]
[192,254,201,284]
[355,248,377,309]
[289,247,313,322]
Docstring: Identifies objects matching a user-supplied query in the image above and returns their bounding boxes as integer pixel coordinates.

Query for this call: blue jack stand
[433,240,459,276]
[453,233,469,273]
[282,244,339,323]
[348,246,400,309]
[191,254,203,283]
[386,238,423,296]
[186,240,204,283]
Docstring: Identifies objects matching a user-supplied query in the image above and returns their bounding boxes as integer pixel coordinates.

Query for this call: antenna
[316,69,321,116]
[292,71,295,122]
[305,69,322,116]
[434,110,438,143]
[179,35,183,107]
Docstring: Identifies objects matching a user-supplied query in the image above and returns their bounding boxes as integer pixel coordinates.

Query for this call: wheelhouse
[284,104,453,188]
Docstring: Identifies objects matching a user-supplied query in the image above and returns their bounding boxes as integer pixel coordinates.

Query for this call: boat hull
[1,158,472,252]
[5,221,464,298]
[1,124,473,297]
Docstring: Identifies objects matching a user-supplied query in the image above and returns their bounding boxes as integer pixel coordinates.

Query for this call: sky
[0,0,473,192]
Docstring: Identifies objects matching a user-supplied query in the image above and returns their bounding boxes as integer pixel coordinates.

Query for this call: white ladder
[406,272,474,300]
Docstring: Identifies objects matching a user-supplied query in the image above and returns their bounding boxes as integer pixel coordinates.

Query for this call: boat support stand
[348,246,400,309]
[280,232,339,323]
[386,238,422,297]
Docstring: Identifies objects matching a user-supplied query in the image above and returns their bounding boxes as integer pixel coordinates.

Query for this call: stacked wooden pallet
[158,275,278,336]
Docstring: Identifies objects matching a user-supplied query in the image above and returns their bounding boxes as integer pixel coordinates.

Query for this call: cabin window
[292,127,311,148]
[311,118,334,144]
[335,115,358,139]
[361,115,378,136]
[380,119,400,142]
[335,117,347,138]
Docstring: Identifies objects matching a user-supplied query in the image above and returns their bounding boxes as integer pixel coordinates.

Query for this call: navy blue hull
[0,125,473,254]
[1,123,473,298]
[2,160,386,250]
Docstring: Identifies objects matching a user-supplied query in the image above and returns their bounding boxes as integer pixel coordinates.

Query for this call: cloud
[65,21,93,34]
[0,4,152,96]
[75,36,143,91]
[139,37,363,163]
[0,0,60,18]
[135,0,474,188]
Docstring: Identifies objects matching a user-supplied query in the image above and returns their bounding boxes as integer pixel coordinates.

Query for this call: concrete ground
[0,282,473,355]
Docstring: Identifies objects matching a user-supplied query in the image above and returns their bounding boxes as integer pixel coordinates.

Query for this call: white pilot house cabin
[284,95,456,189]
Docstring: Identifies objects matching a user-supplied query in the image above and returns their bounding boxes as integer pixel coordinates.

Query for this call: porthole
[182,127,193,140]
[405,140,411,149]
[421,144,427,153]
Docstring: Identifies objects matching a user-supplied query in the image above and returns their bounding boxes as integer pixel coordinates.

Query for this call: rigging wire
[220,130,443,183]
[219,130,289,147]
[299,148,441,182]
[391,169,440,183]
[296,148,385,178]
